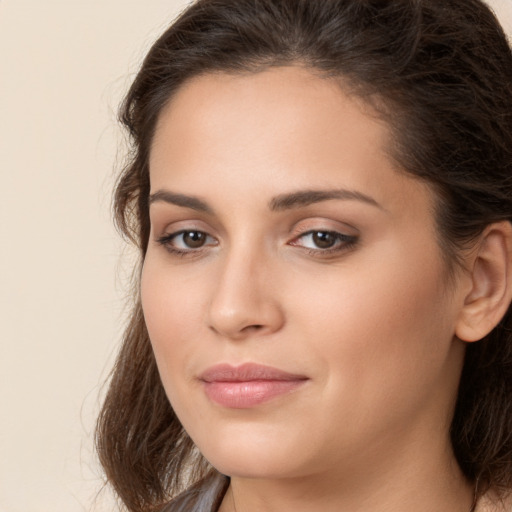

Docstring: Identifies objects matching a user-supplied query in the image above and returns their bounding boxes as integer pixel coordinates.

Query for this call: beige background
[0,2,511,511]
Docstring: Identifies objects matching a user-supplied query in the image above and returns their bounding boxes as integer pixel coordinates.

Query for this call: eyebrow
[269,189,383,211]
[148,190,214,214]
[148,187,383,213]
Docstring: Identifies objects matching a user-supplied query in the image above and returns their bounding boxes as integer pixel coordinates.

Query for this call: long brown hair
[96,1,512,510]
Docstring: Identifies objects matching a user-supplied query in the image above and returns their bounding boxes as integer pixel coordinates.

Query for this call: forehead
[152,68,382,173]
[149,66,434,221]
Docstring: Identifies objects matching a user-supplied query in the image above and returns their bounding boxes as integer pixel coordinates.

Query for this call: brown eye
[157,229,217,254]
[289,229,358,255]
[182,231,207,248]
[312,231,337,249]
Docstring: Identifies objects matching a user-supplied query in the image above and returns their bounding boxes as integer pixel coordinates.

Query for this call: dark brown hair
[96,1,512,510]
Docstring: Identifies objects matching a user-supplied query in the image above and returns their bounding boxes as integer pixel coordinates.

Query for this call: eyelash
[156,229,358,257]
[156,230,218,257]
[289,230,358,256]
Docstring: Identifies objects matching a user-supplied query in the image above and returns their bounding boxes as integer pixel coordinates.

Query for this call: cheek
[140,257,203,389]
[291,243,457,416]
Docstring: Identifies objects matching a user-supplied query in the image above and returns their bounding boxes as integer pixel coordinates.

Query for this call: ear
[456,221,512,343]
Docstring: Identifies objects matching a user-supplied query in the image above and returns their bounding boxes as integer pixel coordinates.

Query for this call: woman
[96,1,512,511]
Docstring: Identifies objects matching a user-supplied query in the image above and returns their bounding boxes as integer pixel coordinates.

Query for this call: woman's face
[143,67,468,480]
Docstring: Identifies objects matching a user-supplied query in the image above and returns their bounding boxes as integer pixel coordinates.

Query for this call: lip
[199,363,309,409]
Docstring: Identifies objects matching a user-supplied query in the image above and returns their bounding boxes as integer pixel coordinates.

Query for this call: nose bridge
[207,238,283,339]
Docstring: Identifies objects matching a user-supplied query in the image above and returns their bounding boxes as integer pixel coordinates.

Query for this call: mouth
[199,363,309,409]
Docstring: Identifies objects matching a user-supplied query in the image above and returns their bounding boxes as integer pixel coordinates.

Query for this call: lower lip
[202,379,306,408]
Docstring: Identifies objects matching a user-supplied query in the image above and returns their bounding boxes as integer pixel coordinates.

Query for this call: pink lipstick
[199,363,308,408]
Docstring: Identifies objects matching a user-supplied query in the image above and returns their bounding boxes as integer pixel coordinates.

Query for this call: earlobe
[455,221,512,343]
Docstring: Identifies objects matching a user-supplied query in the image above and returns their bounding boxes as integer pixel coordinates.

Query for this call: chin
[207,455,299,480]
[191,426,312,479]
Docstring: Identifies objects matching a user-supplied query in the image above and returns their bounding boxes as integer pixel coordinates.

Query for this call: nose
[207,248,285,340]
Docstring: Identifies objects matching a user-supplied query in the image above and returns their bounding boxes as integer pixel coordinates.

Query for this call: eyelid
[162,230,217,248]
[289,229,358,250]
[287,218,360,256]
[153,218,359,257]
[154,222,219,257]
[288,217,359,239]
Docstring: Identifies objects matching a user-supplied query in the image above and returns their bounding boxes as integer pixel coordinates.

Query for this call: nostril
[236,324,267,339]
[243,324,264,332]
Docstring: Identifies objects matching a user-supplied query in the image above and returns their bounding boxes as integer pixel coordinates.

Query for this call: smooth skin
[142,67,512,512]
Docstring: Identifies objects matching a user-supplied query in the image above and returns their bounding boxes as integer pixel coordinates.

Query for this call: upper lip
[199,363,308,383]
